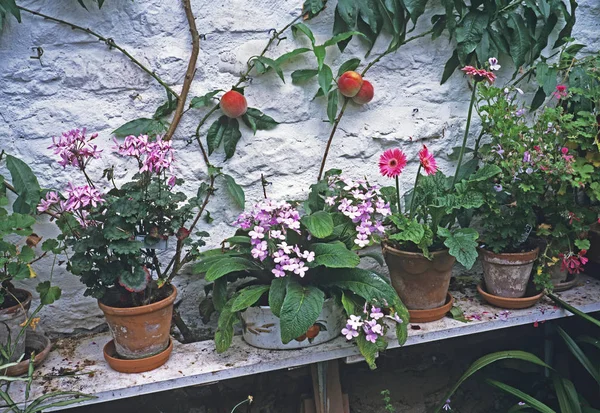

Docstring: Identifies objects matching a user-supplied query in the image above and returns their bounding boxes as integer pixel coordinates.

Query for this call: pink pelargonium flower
[64,183,105,212]
[50,129,102,168]
[37,191,62,213]
[379,148,407,178]
[553,85,568,99]
[419,145,438,175]
[461,66,496,84]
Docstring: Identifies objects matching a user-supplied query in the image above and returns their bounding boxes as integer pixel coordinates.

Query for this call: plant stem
[409,165,422,219]
[318,29,434,182]
[452,82,478,187]
[317,98,349,180]
[163,0,200,141]
[395,175,401,214]
[18,6,180,99]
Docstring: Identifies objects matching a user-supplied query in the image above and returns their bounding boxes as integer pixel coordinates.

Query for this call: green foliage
[112,118,167,137]
[311,241,360,268]
[190,90,222,108]
[205,257,258,282]
[206,116,242,160]
[268,277,288,317]
[301,211,334,239]
[230,285,270,312]
[279,280,325,344]
[241,108,278,134]
[302,0,327,19]
[6,155,42,214]
[222,174,245,210]
[36,281,62,305]
[438,227,479,269]
[215,293,242,353]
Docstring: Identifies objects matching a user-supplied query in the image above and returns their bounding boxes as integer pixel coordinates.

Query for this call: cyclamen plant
[196,172,408,368]
[39,129,209,306]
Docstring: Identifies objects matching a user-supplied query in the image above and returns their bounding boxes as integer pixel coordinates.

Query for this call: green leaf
[190,90,222,108]
[441,50,460,84]
[215,294,241,353]
[316,268,399,305]
[212,277,227,311]
[222,174,245,210]
[404,0,428,24]
[438,227,479,270]
[241,107,278,134]
[356,334,383,370]
[553,375,581,413]
[358,251,384,266]
[314,45,326,70]
[110,240,143,255]
[6,155,41,214]
[280,280,325,344]
[323,31,364,47]
[327,89,339,123]
[548,294,600,328]
[205,257,257,282]
[292,23,316,45]
[292,69,319,84]
[302,0,327,19]
[207,116,227,155]
[301,211,334,239]
[388,216,425,245]
[0,213,35,235]
[486,380,557,413]
[153,94,177,119]
[556,326,600,385]
[118,266,149,293]
[312,241,360,268]
[337,58,361,77]
[318,64,334,96]
[253,56,285,83]
[230,285,270,312]
[448,306,470,323]
[531,87,547,111]
[468,164,502,182]
[434,351,551,413]
[0,0,20,22]
[36,281,62,305]
[112,118,166,137]
[455,10,489,64]
[268,277,288,317]
[223,118,242,160]
[274,48,312,66]
[507,14,532,71]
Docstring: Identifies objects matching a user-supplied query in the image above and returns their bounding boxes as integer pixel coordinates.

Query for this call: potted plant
[0,152,63,363]
[196,172,408,369]
[378,60,501,319]
[38,129,209,372]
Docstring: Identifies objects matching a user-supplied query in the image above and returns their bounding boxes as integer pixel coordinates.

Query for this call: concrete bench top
[7,275,600,411]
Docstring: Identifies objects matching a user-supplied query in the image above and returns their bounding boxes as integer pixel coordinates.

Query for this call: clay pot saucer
[553,274,579,292]
[4,331,52,377]
[477,283,544,309]
[103,338,173,374]
[408,293,454,323]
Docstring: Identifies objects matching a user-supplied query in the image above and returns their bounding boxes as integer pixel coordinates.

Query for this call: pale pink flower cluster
[341,303,402,343]
[235,199,314,278]
[115,135,174,174]
[37,184,105,228]
[326,176,391,248]
[49,128,102,168]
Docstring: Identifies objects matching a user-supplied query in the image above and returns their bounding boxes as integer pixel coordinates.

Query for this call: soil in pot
[98,285,176,361]
[240,298,344,350]
[480,247,539,298]
[383,243,455,310]
[0,289,32,362]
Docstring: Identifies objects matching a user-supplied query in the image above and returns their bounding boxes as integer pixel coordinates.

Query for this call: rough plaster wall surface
[0,0,599,335]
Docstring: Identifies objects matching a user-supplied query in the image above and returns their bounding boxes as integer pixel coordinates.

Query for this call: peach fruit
[337,71,363,97]
[220,90,248,118]
[352,80,374,104]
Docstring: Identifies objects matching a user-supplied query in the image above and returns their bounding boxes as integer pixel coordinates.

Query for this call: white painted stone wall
[0,0,599,335]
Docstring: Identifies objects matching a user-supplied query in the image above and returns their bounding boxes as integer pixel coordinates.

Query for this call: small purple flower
[493,144,504,159]
[493,184,503,192]
[37,191,61,212]
[64,183,105,212]
[525,167,534,175]
[168,176,177,188]
[341,324,359,340]
[370,307,384,320]
[50,129,102,169]
[515,108,526,117]
[443,399,452,411]
[523,151,531,163]
[347,315,363,330]
[488,57,501,71]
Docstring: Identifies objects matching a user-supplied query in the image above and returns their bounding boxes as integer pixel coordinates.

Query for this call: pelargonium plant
[376,59,503,269]
[195,171,408,368]
[38,129,209,307]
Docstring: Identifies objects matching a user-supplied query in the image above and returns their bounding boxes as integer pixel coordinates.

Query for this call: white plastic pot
[240,298,344,350]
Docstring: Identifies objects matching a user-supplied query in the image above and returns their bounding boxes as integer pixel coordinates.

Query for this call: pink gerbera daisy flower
[419,145,438,175]
[379,149,407,178]
[461,66,496,84]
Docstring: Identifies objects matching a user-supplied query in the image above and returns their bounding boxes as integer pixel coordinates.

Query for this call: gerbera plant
[38,129,210,307]
[195,171,409,368]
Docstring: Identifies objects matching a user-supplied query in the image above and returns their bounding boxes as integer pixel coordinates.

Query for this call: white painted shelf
[7,275,600,411]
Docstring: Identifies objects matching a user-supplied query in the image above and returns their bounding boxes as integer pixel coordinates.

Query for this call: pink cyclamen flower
[419,145,438,175]
[379,149,407,178]
[553,85,568,99]
[461,66,496,84]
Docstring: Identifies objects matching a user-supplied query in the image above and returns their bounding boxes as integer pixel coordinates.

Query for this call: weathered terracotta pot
[382,243,455,310]
[0,289,32,362]
[103,338,173,374]
[98,285,176,360]
[550,266,568,286]
[480,247,539,298]
[240,299,344,350]
[4,331,52,376]
[478,283,544,309]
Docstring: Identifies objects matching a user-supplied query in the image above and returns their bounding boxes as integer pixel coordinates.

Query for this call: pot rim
[477,283,544,302]
[0,289,32,315]
[479,246,539,259]
[98,285,177,316]
[382,241,449,258]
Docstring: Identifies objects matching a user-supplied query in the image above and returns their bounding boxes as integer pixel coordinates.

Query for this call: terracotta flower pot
[98,285,176,360]
[550,265,568,286]
[4,330,52,376]
[240,299,344,350]
[480,247,539,298]
[103,338,173,374]
[0,289,32,362]
[382,243,455,310]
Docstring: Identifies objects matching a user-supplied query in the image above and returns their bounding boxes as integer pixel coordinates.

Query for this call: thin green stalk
[409,164,422,219]
[395,175,401,214]
[452,83,478,186]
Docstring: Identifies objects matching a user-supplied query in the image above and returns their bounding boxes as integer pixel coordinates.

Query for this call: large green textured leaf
[337,58,361,77]
[455,10,489,64]
[206,116,226,155]
[280,280,325,344]
[312,241,360,268]
[268,277,288,317]
[241,108,278,134]
[356,334,387,370]
[434,351,550,413]
[388,217,425,245]
[6,155,41,214]
[0,213,35,235]
[317,268,399,305]
[223,174,245,210]
[36,281,62,305]
[215,294,241,353]
[441,50,460,84]
[301,211,334,239]
[206,116,242,159]
[438,227,479,270]
[112,118,166,137]
[404,0,428,24]
[486,380,556,413]
[205,257,258,282]
[212,277,228,311]
[230,285,270,312]
[468,164,502,182]
[302,0,327,19]
[507,14,532,72]
[118,266,149,293]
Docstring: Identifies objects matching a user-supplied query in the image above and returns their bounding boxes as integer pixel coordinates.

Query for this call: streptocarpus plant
[195,173,409,368]
[38,129,209,306]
